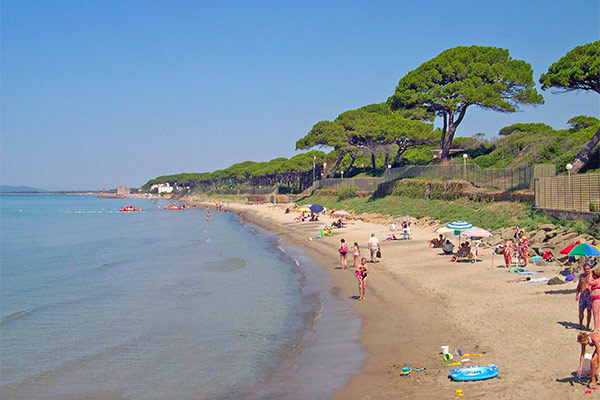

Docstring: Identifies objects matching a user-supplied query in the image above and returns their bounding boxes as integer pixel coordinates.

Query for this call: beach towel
[509,266,524,273]
[517,270,540,275]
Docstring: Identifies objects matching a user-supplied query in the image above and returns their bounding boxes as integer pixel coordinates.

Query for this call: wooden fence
[535,172,600,212]
[312,178,384,191]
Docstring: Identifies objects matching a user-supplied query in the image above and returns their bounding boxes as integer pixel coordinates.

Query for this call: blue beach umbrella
[310,204,325,213]
[568,243,600,257]
[446,221,473,231]
[446,221,474,240]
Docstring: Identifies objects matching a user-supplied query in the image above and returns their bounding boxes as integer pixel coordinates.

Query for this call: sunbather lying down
[507,276,531,283]
[386,234,400,241]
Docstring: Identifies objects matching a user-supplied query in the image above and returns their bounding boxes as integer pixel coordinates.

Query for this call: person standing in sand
[577,264,593,330]
[577,332,600,388]
[503,239,514,268]
[339,239,348,270]
[353,242,360,267]
[588,267,600,333]
[368,233,380,263]
[355,257,369,300]
[518,231,529,267]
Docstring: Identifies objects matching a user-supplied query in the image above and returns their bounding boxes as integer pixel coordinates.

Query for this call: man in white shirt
[367,233,380,263]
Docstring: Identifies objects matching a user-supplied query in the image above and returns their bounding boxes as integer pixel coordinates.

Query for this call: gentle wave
[0,309,33,325]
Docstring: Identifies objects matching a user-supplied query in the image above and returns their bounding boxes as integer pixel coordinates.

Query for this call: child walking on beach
[353,242,360,268]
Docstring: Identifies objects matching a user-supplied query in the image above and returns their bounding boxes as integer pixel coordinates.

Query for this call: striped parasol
[446,221,474,231]
[568,243,600,257]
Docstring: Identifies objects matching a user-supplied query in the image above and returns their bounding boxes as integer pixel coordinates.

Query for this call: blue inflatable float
[449,364,498,381]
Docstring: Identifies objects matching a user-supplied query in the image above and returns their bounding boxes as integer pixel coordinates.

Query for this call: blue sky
[2,0,598,191]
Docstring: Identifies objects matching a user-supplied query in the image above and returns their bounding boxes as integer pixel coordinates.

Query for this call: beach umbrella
[559,241,581,255]
[462,227,492,238]
[310,204,325,213]
[446,221,474,231]
[332,210,350,216]
[298,207,311,212]
[568,243,600,257]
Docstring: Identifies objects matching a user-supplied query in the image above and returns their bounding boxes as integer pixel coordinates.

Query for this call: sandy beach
[189,198,590,399]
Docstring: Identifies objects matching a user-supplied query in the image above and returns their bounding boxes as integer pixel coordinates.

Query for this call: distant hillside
[0,185,44,193]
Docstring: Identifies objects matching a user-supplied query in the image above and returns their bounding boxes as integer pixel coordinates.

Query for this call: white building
[150,183,174,194]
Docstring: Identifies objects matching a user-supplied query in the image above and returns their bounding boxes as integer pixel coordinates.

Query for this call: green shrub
[590,202,598,212]
[338,185,358,201]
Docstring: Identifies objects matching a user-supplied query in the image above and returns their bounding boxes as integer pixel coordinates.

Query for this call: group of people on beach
[502,227,530,268]
[337,234,380,301]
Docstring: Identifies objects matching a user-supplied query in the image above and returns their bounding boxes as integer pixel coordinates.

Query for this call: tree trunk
[571,125,600,173]
[329,152,345,177]
[393,143,411,166]
[371,152,376,169]
[440,106,468,160]
[347,153,357,170]
[384,150,390,168]
[440,123,457,160]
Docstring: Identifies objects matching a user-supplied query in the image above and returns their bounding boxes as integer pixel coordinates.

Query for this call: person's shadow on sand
[556,372,590,387]
[349,296,361,300]
[557,321,586,330]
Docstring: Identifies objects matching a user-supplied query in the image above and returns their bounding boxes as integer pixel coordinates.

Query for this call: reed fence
[535,172,600,212]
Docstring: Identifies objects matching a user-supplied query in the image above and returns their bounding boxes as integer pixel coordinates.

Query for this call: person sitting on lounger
[428,234,444,248]
[442,239,454,255]
[450,242,471,262]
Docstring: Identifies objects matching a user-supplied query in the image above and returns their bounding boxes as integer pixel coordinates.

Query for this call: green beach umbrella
[568,243,600,257]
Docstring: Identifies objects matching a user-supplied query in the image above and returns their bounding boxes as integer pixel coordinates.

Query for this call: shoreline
[189,197,591,399]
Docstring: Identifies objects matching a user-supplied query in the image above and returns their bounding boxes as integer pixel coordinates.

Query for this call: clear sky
[2,0,598,191]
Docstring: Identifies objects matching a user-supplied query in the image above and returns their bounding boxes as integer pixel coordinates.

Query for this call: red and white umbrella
[332,210,350,217]
[462,226,492,238]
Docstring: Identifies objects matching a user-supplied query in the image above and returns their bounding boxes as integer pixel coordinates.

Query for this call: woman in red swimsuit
[588,269,600,333]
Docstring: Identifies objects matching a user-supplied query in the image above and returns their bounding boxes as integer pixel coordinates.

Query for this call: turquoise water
[0,195,365,399]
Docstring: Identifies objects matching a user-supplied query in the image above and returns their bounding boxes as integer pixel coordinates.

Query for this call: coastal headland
[187,196,593,399]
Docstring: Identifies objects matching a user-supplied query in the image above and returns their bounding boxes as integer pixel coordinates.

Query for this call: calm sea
[0,195,365,399]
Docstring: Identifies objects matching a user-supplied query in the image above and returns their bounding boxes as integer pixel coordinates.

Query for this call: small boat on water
[164,203,184,210]
[120,206,142,212]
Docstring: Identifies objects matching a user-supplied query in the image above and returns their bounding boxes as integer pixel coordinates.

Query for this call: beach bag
[376,250,381,258]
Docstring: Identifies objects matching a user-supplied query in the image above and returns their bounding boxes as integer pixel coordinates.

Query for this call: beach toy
[462,354,482,357]
[566,273,575,282]
[455,389,463,397]
[449,364,499,381]
[400,366,412,376]
[455,349,463,356]
[414,367,426,372]
[441,346,450,355]
[316,235,322,239]
[460,359,470,363]
[444,361,462,367]
[444,353,453,361]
